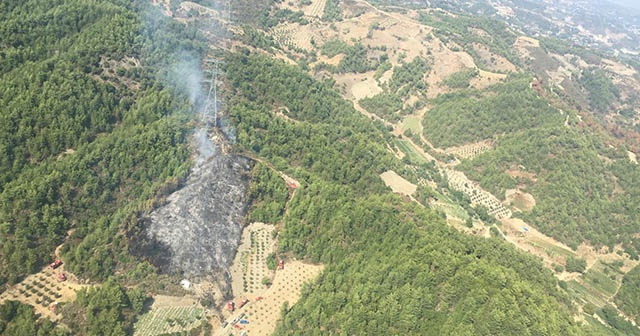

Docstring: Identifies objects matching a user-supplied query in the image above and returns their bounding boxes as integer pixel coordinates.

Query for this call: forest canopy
[225,52,582,335]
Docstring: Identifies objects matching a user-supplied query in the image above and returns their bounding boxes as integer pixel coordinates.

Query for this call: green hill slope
[226,53,582,335]
[0,0,204,287]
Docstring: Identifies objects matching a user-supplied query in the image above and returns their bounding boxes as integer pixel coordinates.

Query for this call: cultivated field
[223,261,323,335]
[445,169,512,219]
[0,261,88,321]
[134,306,204,336]
[392,139,431,164]
[443,140,493,160]
[229,223,276,296]
[219,222,323,336]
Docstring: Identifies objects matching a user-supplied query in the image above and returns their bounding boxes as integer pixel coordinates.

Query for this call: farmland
[0,261,88,321]
[134,306,204,336]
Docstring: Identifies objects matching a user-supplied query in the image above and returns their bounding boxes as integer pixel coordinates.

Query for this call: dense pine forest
[1,0,205,333]
[225,53,582,335]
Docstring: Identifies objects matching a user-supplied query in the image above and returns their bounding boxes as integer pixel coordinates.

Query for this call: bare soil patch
[515,36,540,48]
[471,43,517,73]
[332,72,379,101]
[602,58,637,77]
[505,189,536,211]
[316,54,344,67]
[151,294,198,308]
[351,75,383,99]
[500,217,575,269]
[628,150,638,164]
[426,50,476,98]
[469,69,508,89]
[380,170,417,196]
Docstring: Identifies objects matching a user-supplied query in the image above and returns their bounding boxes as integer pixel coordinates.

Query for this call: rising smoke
[133,0,251,280]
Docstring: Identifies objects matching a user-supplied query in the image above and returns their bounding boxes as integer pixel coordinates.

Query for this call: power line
[204,59,224,128]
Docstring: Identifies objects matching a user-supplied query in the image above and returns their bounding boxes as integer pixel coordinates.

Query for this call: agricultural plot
[230,223,276,296]
[133,306,204,336]
[527,237,575,260]
[220,221,323,335]
[582,262,622,298]
[444,140,493,160]
[306,0,327,17]
[430,200,470,222]
[393,139,429,164]
[445,169,512,219]
[0,262,87,320]
[269,23,314,51]
[220,261,323,336]
[401,115,422,134]
[270,26,296,49]
[566,280,609,308]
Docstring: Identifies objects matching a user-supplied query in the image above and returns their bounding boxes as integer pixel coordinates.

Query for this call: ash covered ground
[138,132,253,278]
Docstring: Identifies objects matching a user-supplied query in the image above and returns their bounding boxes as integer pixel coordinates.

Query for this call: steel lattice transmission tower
[204,59,223,128]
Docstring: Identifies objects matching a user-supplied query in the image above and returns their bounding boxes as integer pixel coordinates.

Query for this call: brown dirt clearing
[505,189,536,212]
[471,43,517,73]
[469,69,508,89]
[380,170,417,196]
[500,217,575,269]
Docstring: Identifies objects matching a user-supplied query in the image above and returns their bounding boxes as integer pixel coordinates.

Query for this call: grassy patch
[583,262,621,298]
[582,315,621,336]
[393,139,428,164]
[527,237,575,260]
[566,280,608,307]
[401,115,422,134]
[431,199,470,221]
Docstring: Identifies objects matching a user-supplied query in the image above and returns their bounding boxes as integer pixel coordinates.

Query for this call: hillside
[1,0,640,335]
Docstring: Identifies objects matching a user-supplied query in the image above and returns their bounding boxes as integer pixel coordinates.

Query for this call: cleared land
[380,170,418,196]
[504,188,536,211]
